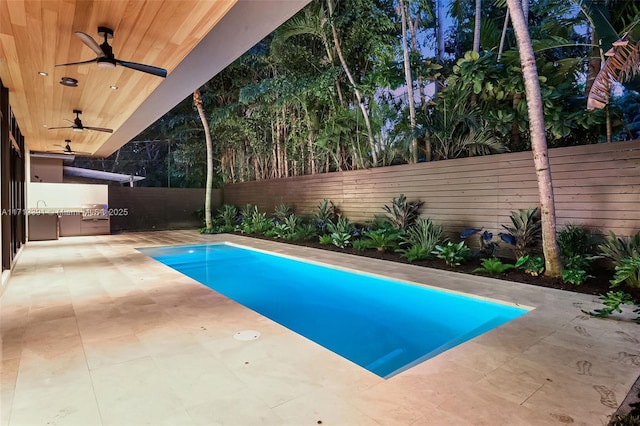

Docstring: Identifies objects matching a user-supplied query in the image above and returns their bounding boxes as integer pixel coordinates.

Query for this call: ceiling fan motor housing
[97,26,114,39]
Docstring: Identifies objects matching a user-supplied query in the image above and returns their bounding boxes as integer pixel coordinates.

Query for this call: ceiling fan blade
[55,58,97,67]
[47,126,73,130]
[117,60,167,78]
[63,119,74,124]
[75,31,105,57]
[83,126,113,133]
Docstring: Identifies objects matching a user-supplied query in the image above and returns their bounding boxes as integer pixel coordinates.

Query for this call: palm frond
[587,37,640,110]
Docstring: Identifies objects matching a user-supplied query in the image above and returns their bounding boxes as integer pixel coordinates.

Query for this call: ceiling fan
[50,140,91,156]
[48,110,113,133]
[56,26,168,78]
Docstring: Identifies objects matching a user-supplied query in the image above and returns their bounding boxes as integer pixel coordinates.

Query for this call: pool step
[366,348,404,371]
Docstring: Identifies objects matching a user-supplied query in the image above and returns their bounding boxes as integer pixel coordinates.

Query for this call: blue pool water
[139,243,529,378]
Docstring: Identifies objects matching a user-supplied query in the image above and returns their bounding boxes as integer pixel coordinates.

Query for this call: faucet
[36,200,47,208]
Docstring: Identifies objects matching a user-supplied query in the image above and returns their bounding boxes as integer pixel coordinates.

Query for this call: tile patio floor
[1,230,639,425]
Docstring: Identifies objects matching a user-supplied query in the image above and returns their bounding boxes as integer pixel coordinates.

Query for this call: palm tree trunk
[507,0,562,277]
[473,0,481,52]
[327,0,378,166]
[408,11,426,108]
[497,11,509,62]
[193,89,213,230]
[399,0,418,163]
[436,0,445,63]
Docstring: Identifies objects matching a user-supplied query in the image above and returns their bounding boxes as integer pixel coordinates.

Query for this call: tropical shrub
[562,268,592,285]
[364,229,401,252]
[383,194,424,230]
[404,218,445,251]
[368,214,393,231]
[522,255,545,276]
[598,231,640,263]
[293,224,317,241]
[610,256,640,288]
[460,228,498,257]
[473,258,517,275]
[432,241,470,267]
[314,199,339,234]
[398,218,445,261]
[239,209,273,234]
[584,291,636,319]
[318,234,333,245]
[473,256,529,275]
[217,204,238,231]
[324,217,354,249]
[558,224,597,259]
[399,246,432,263]
[273,203,292,222]
[326,217,355,236]
[500,207,541,258]
[239,203,256,223]
[330,232,351,249]
[351,239,370,253]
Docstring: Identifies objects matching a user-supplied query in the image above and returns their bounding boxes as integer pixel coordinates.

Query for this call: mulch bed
[240,233,640,303]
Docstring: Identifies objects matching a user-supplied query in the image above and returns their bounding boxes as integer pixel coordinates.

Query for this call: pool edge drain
[234,330,260,341]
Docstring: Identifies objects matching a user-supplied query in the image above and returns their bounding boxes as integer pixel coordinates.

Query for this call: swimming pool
[139,243,530,378]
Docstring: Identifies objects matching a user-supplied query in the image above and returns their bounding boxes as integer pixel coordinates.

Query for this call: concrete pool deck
[1,230,639,425]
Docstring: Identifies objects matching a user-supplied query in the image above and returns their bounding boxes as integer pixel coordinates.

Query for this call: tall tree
[473,0,481,52]
[193,89,214,230]
[506,0,562,277]
[399,0,419,163]
[327,0,378,165]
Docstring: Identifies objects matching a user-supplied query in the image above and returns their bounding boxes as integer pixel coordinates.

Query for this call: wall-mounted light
[60,77,79,87]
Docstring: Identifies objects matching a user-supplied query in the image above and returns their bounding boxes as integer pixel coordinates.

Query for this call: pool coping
[3,230,640,425]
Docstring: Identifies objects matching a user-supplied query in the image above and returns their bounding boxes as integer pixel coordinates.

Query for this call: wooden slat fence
[223,140,640,237]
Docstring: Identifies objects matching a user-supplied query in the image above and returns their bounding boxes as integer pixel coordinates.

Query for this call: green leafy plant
[399,246,432,263]
[402,218,445,252]
[460,228,499,257]
[217,204,238,230]
[314,199,339,234]
[432,241,470,267]
[367,214,392,231]
[562,268,592,285]
[473,258,517,275]
[330,232,351,249]
[273,203,293,222]
[239,203,256,222]
[364,229,400,252]
[522,255,545,276]
[318,234,333,245]
[239,209,273,234]
[323,211,354,249]
[383,194,424,230]
[584,291,635,318]
[292,224,317,241]
[565,254,591,271]
[558,224,597,259]
[326,217,354,236]
[610,256,640,288]
[598,230,640,263]
[351,239,370,253]
[500,207,542,258]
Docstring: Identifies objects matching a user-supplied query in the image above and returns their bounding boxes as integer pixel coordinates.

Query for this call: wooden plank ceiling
[0,0,236,156]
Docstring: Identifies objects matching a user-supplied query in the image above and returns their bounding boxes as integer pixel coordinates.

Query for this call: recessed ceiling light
[38,71,48,76]
[110,85,118,90]
[60,77,79,87]
[43,124,48,128]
